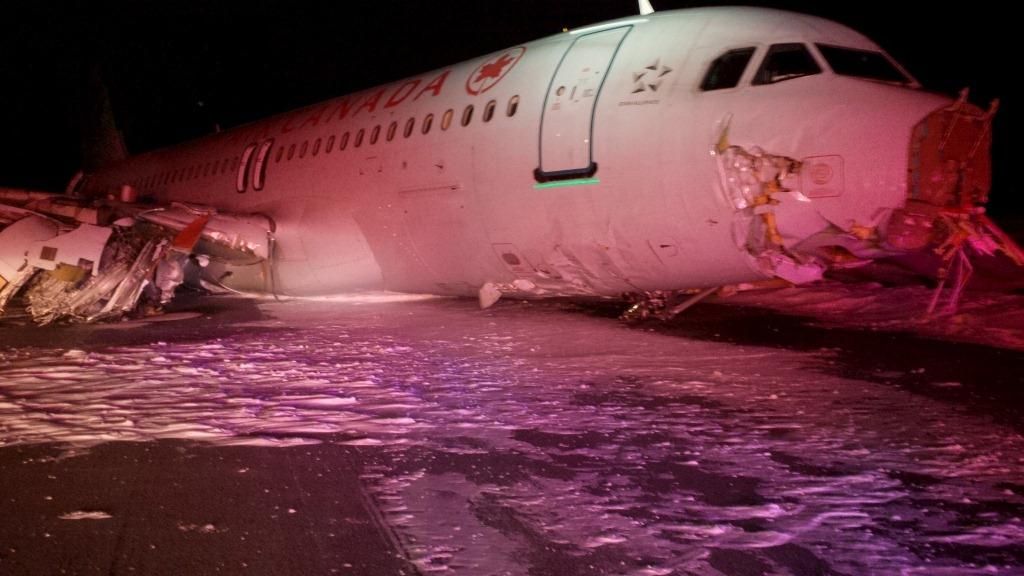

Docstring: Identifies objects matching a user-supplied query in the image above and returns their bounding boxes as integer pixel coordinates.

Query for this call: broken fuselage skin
[6,8,1007,321]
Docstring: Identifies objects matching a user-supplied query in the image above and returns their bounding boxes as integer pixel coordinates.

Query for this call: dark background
[2,0,1018,219]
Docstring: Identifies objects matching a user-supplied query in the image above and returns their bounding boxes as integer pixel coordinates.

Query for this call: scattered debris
[0,191,273,325]
[59,511,113,520]
[176,522,222,534]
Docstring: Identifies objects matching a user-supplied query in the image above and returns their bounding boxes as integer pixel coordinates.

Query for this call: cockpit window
[816,44,909,84]
[753,43,821,85]
[700,47,756,91]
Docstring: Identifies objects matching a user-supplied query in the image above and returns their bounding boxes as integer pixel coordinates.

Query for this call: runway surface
[1,289,1022,575]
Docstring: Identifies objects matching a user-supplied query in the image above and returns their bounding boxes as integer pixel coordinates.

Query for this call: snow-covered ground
[1,289,1022,574]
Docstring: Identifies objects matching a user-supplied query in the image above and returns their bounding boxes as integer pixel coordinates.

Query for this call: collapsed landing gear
[620,286,719,322]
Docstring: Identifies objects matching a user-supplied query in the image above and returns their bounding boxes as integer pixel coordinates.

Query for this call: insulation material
[714,138,824,286]
[1,197,275,324]
[909,90,996,208]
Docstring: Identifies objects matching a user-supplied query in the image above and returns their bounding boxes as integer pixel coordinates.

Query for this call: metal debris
[0,194,273,325]
[713,127,826,287]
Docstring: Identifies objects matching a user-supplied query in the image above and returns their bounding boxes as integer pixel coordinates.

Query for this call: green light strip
[533,177,601,189]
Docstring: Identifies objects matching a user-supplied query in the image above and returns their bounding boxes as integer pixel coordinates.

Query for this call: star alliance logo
[631,59,673,94]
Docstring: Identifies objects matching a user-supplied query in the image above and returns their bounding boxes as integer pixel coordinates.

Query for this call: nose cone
[739,80,1010,288]
[908,90,996,211]
[806,82,958,229]
[884,90,1002,256]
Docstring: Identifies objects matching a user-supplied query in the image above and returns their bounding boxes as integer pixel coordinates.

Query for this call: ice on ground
[59,511,113,520]
[1,295,1022,574]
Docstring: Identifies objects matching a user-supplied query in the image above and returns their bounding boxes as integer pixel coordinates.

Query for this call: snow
[0,291,1022,574]
[59,511,113,520]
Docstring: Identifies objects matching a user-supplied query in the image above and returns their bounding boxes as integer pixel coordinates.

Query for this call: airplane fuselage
[79,7,971,301]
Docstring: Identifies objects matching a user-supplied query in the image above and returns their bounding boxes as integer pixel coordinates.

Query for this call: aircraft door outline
[235,142,258,193]
[251,139,275,191]
[535,26,632,182]
[235,139,275,193]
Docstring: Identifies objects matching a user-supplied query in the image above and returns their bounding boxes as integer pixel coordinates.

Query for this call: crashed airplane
[1,6,1020,325]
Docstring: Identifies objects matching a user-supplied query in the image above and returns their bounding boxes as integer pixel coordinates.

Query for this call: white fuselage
[82,7,955,298]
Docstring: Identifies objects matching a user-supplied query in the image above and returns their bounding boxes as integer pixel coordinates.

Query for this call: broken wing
[0,193,274,325]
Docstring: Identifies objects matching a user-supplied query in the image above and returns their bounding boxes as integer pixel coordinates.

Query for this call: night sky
[2,0,1019,218]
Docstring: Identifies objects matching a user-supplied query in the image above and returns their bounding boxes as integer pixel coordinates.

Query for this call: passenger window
[701,47,756,91]
[483,100,496,122]
[275,147,284,163]
[441,109,454,130]
[326,135,335,153]
[340,132,350,150]
[387,121,397,141]
[287,144,296,160]
[370,125,380,145]
[299,141,309,158]
[312,138,321,156]
[753,43,821,85]
[355,128,365,147]
[507,95,519,117]
[461,105,474,126]
[404,118,415,138]
[422,113,434,134]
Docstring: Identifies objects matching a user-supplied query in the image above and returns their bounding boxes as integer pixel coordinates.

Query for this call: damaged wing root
[1,220,179,325]
[0,197,272,325]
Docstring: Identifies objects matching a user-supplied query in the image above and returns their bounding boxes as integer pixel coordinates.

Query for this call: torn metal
[0,193,273,325]
[712,120,827,288]
[620,286,719,322]
[710,98,1021,318]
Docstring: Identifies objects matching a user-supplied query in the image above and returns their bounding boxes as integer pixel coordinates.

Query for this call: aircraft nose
[724,84,1005,287]
[785,86,996,241]
[907,89,997,212]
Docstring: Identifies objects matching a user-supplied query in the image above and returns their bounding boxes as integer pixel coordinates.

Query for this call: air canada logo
[466,46,526,96]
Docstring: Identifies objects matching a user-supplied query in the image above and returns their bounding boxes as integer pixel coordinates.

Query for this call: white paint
[0,216,58,279]
[68,7,967,300]
[28,224,111,275]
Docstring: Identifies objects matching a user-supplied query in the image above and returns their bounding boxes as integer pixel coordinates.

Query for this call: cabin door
[536,26,631,182]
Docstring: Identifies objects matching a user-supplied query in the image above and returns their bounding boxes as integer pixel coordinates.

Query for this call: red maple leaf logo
[475,54,514,83]
[466,47,525,96]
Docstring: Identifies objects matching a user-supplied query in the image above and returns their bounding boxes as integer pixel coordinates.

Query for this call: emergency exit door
[536,26,631,182]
